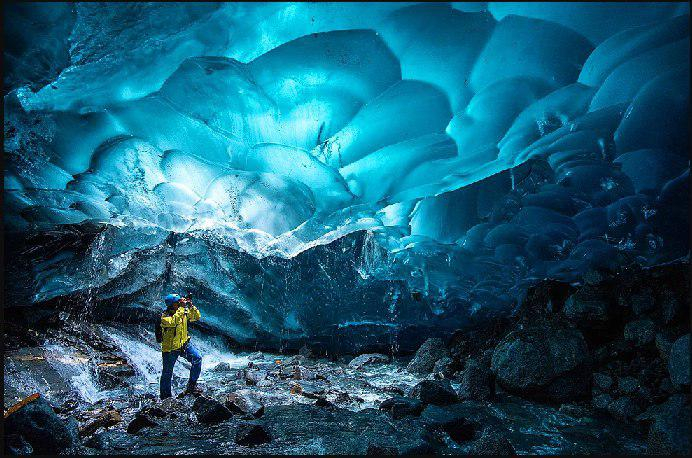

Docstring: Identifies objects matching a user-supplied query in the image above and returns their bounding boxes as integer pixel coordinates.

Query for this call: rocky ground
[4,262,690,455]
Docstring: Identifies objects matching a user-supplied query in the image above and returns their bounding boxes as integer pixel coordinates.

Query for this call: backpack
[154,315,163,343]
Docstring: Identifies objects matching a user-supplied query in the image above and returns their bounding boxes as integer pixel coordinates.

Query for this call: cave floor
[4,322,647,455]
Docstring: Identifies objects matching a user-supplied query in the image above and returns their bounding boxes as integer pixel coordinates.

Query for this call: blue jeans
[160,341,202,398]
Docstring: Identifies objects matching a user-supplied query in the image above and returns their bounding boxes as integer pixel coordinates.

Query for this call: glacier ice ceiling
[3,2,690,346]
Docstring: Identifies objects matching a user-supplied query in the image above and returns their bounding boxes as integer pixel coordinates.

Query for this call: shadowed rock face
[3,3,690,350]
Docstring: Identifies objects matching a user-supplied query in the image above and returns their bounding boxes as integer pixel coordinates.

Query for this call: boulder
[348,353,389,369]
[624,319,655,347]
[646,395,691,455]
[78,408,122,437]
[3,394,79,455]
[210,362,232,372]
[564,286,611,327]
[592,393,613,411]
[432,356,455,377]
[617,376,639,395]
[96,360,136,389]
[491,324,591,403]
[235,423,271,446]
[192,396,233,424]
[226,391,264,418]
[469,427,516,455]
[593,372,614,391]
[407,338,448,374]
[410,379,459,406]
[607,396,643,422]
[378,396,423,419]
[419,402,502,444]
[457,358,494,401]
[668,334,690,386]
[126,412,158,434]
[629,289,655,315]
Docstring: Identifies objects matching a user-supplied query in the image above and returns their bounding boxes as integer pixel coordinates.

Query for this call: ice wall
[4,3,690,340]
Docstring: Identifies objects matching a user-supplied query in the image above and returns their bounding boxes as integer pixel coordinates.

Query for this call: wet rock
[607,396,643,422]
[457,358,493,401]
[668,334,690,386]
[244,369,268,386]
[225,391,264,418]
[126,412,158,434]
[210,361,232,372]
[292,365,316,380]
[235,423,271,446]
[491,324,591,403]
[407,338,448,374]
[298,345,314,358]
[192,396,233,425]
[4,395,79,455]
[593,372,614,391]
[262,403,434,454]
[248,351,265,361]
[469,427,516,455]
[79,408,122,437]
[291,381,325,399]
[96,360,136,389]
[660,291,682,324]
[432,356,455,377]
[410,379,459,406]
[378,396,423,419]
[314,397,335,409]
[624,319,655,347]
[282,355,306,366]
[348,353,389,369]
[645,395,691,455]
[420,402,501,444]
[564,286,611,327]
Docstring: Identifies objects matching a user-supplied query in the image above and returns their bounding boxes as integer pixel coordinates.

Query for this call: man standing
[159,293,203,399]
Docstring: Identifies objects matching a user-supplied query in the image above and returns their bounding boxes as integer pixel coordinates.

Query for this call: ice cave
[3,2,690,455]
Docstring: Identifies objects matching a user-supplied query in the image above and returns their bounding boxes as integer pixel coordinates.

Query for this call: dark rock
[298,345,314,358]
[420,402,501,444]
[559,403,592,418]
[79,408,122,437]
[244,369,268,386]
[607,396,643,422]
[655,332,674,361]
[624,319,655,347]
[646,395,691,455]
[410,379,459,406]
[292,365,316,380]
[248,351,265,361]
[210,362,232,372]
[432,356,455,377]
[593,372,614,391]
[659,378,676,394]
[366,444,398,455]
[192,396,233,424]
[261,403,434,454]
[617,376,640,395]
[668,334,690,386]
[407,338,448,374]
[564,286,611,327]
[379,396,423,419]
[226,391,264,418]
[3,394,79,455]
[457,358,494,401]
[348,353,389,369]
[315,397,335,409]
[660,291,682,324]
[469,427,516,455]
[491,324,591,403]
[592,393,613,411]
[235,423,271,446]
[630,289,656,315]
[96,360,136,389]
[126,412,158,434]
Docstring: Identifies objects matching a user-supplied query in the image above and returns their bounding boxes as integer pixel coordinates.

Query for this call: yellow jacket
[160,305,201,352]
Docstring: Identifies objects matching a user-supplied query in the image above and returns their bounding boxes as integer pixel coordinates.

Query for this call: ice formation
[4,2,690,343]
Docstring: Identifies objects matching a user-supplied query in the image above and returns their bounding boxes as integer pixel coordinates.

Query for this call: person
[159,293,203,399]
